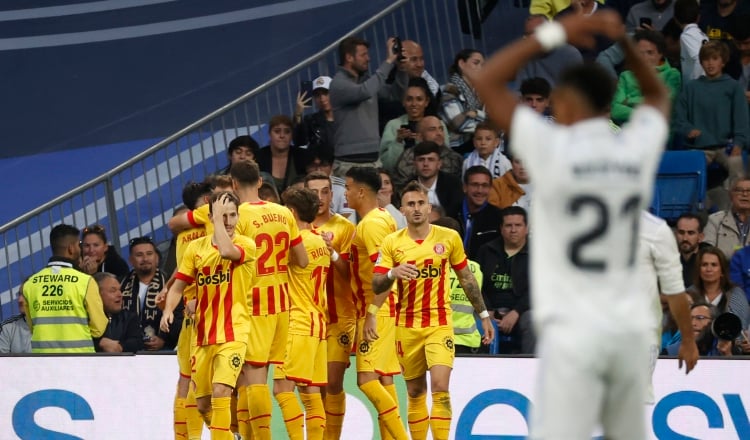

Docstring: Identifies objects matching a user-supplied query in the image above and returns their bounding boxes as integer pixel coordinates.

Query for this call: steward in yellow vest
[24,224,108,353]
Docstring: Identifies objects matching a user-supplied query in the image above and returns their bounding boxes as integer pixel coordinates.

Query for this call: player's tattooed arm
[456,265,488,314]
[372,273,395,295]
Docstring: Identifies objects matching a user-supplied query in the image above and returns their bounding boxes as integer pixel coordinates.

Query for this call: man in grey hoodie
[330,36,408,177]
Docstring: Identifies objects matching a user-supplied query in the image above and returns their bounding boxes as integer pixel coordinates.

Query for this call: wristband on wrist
[534,21,567,51]
[479,310,490,319]
[387,269,395,280]
[331,250,340,262]
[367,304,380,316]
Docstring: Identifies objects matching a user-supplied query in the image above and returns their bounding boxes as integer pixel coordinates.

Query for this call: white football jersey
[512,105,668,331]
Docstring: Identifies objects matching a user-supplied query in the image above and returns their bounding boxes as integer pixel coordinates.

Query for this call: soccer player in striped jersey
[304,171,356,439]
[367,181,494,440]
[230,160,308,440]
[167,175,235,237]
[171,181,212,439]
[161,191,256,440]
[344,166,408,440]
[272,187,331,440]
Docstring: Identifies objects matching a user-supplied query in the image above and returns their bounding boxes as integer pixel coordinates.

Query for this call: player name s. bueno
[252,213,289,228]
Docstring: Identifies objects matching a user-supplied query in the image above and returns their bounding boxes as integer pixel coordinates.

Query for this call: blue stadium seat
[650,150,706,222]
[475,315,519,354]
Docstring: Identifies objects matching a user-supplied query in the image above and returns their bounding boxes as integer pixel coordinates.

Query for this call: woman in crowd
[439,49,486,153]
[80,224,130,281]
[379,78,449,172]
[687,246,750,330]
[256,114,307,193]
[377,169,406,229]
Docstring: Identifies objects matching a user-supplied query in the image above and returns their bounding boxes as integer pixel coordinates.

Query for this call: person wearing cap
[293,75,335,160]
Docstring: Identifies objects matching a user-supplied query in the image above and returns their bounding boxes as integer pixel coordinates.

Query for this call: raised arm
[475,10,626,132]
[212,194,242,261]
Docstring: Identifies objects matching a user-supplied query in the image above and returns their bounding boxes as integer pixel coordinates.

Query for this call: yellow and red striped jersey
[187,204,213,236]
[313,213,356,324]
[288,229,330,339]
[374,225,467,328]
[350,208,397,319]
[176,234,256,345]
[238,201,302,316]
[176,226,207,302]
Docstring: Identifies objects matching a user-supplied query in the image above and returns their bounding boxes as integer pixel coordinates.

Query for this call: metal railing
[0,0,496,318]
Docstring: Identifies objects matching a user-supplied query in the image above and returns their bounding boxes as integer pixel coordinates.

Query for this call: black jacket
[410,171,463,221]
[476,237,530,315]
[255,145,308,192]
[93,309,143,353]
[293,110,334,158]
[454,200,502,259]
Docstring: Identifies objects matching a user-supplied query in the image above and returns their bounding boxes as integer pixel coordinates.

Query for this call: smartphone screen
[639,17,652,27]
[300,80,313,97]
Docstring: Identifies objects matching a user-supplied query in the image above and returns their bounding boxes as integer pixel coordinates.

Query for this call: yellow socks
[430,392,452,440]
[300,392,326,440]
[324,391,346,440]
[359,380,408,440]
[185,388,203,440]
[248,384,272,440]
[174,396,187,439]
[210,397,233,440]
[407,393,429,440]
[276,391,304,440]
[236,386,251,440]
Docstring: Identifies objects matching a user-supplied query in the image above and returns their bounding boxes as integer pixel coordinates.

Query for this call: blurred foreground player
[475,10,696,439]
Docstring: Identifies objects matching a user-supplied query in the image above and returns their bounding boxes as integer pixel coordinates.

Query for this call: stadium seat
[650,150,706,223]
[475,315,519,355]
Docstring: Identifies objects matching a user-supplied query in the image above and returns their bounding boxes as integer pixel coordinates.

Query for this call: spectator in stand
[733,16,750,103]
[611,30,681,125]
[675,213,708,286]
[687,246,750,329]
[0,286,31,353]
[626,0,675,33]
[92,272,143,353]
[410,141,464,220]
[730,243,750,302]
[403,40,441,96]
[121,236,182,350]
[256,115,308,193]
[673,41,749,204]
[380,78,449,172]
[529,0,604,19]
[700,0,750,44]
[520,77,552,117]
[440,49,487,153]
[462,122,511,179]
[456,166,503,259]
[330,36,408,176]
[704,178,750,257]
[393,115,464,190]
[661,18,684,69]
[217,135,260,175]
[489,154,532,211]
[476,206,535,354]
[515,15,583,90]
[673,0,708,83]
[293,76,334,157]
[80,224,130,281]
[431,216,484,354]
[377,169,406,229]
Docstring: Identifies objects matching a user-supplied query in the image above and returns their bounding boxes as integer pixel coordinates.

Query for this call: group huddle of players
[156,161,489,440]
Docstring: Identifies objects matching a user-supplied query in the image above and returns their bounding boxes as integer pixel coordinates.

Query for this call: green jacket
[611,61,681,125]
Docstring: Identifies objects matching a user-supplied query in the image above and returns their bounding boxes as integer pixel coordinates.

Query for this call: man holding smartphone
[625,0,675,33]
[293,75,335,159]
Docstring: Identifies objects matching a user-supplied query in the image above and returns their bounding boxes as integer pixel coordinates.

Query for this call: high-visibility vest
[450,260,483,348]
[25,260,96,353]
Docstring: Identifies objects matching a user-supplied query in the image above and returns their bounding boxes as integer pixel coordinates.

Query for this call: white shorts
[529,323,648,440]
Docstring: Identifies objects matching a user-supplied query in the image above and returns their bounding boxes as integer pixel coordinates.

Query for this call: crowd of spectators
[3,0,750,357]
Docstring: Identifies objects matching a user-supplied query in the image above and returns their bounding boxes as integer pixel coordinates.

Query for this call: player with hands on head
[474,9,680,440]
[366,181,493,440]
[160,191,256,440]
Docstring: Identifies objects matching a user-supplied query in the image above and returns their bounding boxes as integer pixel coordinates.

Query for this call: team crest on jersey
[229,353,242,370]
[338,332,351,348]
[443,336,454,352]
[358,340,371,354]
[433,244,445,255]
